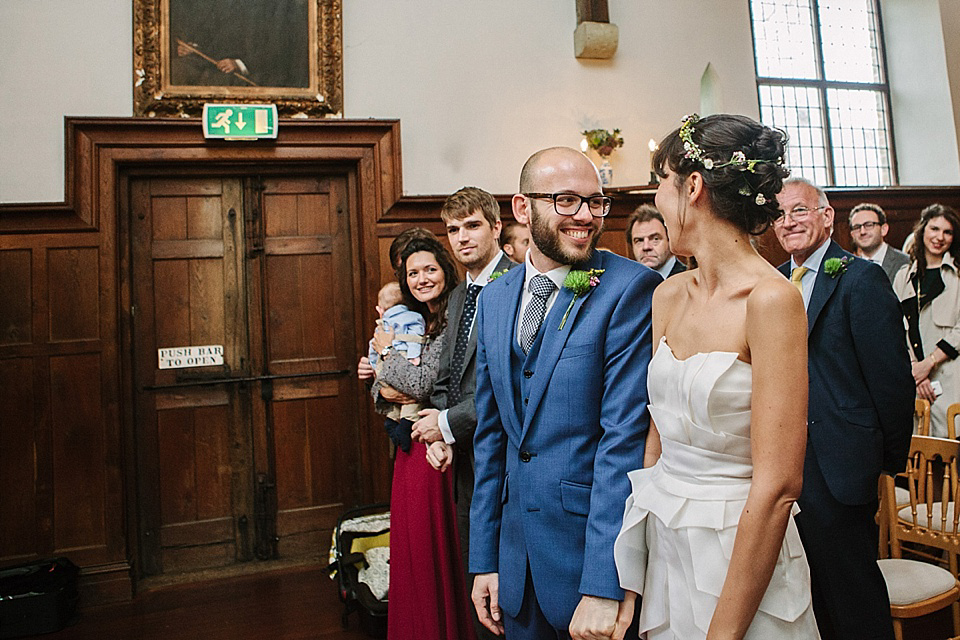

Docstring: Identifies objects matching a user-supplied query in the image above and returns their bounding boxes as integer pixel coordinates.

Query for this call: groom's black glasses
[525,192,613,218]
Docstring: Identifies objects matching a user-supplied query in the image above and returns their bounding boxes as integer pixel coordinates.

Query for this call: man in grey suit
[849,202,910,283]
[413,186,514,640]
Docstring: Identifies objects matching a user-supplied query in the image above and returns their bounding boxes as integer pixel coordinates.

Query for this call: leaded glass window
[750,0,895,186]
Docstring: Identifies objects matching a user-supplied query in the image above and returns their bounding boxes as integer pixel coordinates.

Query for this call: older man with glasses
[848,202,910,283]
[774,177,914,640]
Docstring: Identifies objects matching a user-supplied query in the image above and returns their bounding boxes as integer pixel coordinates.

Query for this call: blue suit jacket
[469,249,658,627]
[779,240,913,505]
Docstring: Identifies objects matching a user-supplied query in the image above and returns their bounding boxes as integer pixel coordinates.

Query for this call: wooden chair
[948,403,960,440]
[879,435,960,640]
[916,398,932,436]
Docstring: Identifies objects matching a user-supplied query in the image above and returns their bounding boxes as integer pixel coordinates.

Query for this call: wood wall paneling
[0,118,402,605]
[0,357,37,560]
[2,116,959,607]
[0,250,32,345]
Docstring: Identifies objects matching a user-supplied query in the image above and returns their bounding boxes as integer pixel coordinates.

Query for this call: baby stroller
[327,503,390,638]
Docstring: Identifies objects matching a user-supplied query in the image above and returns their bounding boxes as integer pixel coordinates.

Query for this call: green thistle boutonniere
[823,256,853,278]
[487,269,509,283]
[558,268,604,330]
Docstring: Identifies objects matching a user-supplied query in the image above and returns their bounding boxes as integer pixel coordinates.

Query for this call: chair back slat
[948,403,960,441]
[879,434,960,640]
[916,398,932,436]
[898,436,960,537]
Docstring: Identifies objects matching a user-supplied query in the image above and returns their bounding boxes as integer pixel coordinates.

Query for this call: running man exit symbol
[203,104,278,139]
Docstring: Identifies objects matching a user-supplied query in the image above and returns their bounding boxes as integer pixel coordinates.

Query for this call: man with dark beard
[469,147,658,640]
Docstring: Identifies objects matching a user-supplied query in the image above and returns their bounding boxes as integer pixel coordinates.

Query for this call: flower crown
[678,114,783,206]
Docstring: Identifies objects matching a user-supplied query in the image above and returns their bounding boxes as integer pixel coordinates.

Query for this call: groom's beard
[529,205,602,266]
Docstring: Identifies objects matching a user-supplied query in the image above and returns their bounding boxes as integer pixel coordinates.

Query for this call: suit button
[524,397,528,405]
[520,451,532,462]
[523,369,533,378]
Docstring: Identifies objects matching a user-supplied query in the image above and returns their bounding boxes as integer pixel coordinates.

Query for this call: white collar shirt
[516,251,570,347]
[468,250,505,288]
[790,238,832,310]
[862,241,888,266]
[655,255,677,279]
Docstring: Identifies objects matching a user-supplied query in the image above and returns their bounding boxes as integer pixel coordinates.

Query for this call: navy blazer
[779,240,913,505]
[469,249,658,627]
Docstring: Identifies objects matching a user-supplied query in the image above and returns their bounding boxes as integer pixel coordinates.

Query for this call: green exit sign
[202,104,278,140]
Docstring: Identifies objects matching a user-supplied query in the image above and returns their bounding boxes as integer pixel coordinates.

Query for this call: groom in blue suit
[775,178,913,640]
[469,147,659,639]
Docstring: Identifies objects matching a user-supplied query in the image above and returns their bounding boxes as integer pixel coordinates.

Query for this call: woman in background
[360,233,475,640]
[893,204,960,437]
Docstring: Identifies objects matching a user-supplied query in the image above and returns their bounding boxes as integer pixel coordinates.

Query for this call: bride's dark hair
[653,114,789,235]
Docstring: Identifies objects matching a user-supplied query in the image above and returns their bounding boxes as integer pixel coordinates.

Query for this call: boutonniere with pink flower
[823,256,853,278]
[558,269,604,330]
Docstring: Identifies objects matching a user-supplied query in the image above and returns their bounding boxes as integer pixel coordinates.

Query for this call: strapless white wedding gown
[614,338,820,639]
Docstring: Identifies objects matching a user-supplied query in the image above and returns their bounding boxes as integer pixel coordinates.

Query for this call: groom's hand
[569,595,619,640]
[612,591,637,640]
[472,573,505,635]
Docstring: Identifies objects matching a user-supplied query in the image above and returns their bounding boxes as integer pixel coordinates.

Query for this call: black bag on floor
[0,557,79,638]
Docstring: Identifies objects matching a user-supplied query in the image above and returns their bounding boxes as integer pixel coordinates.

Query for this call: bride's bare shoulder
[652,268,694,307]
[746,270,805,327]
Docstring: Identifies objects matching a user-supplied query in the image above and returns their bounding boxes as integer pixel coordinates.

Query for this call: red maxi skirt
[388,441,476,640]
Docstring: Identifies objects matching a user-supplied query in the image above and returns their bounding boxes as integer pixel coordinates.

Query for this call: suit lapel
[447,281,466,345]
[806,240,845,336]
[493,266,525,438]
[445,281,467,387]
[457,254,515,387]
[522,251,604,434]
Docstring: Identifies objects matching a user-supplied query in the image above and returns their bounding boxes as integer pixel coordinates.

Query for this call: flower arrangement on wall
[581,128,624,158]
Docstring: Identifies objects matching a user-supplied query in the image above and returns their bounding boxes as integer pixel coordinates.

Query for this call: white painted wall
[0,0,957,204]
[883,0,960,184]
[343,0,760,195]
[0,0,132,203]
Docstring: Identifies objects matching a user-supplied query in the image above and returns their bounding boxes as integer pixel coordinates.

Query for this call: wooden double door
[129,172,361,577]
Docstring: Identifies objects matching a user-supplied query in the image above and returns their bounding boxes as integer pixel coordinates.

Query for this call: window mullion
[810,0,836,186]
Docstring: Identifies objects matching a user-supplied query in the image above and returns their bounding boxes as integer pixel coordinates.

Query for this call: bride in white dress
[613,114,821,640]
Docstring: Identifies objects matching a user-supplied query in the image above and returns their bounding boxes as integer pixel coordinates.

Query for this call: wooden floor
[23,563,956,640]
[42,564,373,640]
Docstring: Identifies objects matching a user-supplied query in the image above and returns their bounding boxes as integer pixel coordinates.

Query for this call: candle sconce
[648,139,659,185]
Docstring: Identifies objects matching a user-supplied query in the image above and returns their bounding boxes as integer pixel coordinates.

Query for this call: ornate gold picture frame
[134,0,342,118]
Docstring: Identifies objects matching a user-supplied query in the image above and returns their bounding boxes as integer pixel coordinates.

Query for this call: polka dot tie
[519,274,556,354]
[448,284,482,406]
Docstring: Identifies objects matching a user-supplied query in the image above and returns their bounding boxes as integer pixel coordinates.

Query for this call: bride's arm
[707,277,808,640]
[643,277,674,469]
[643,420,661,468]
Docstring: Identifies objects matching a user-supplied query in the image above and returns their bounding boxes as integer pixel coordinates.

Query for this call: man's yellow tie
[791,266,809,293]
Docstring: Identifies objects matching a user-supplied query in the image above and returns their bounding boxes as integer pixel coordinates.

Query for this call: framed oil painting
[134,0,342,118]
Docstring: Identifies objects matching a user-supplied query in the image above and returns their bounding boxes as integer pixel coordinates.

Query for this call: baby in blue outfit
[368,282,426,442]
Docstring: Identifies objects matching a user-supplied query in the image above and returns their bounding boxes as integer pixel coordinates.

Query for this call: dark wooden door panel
[132,177,252,576]
[254,175,360,556]
[131,172,360,576]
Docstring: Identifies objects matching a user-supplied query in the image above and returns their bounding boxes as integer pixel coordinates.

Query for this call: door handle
[143,369,350,391]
